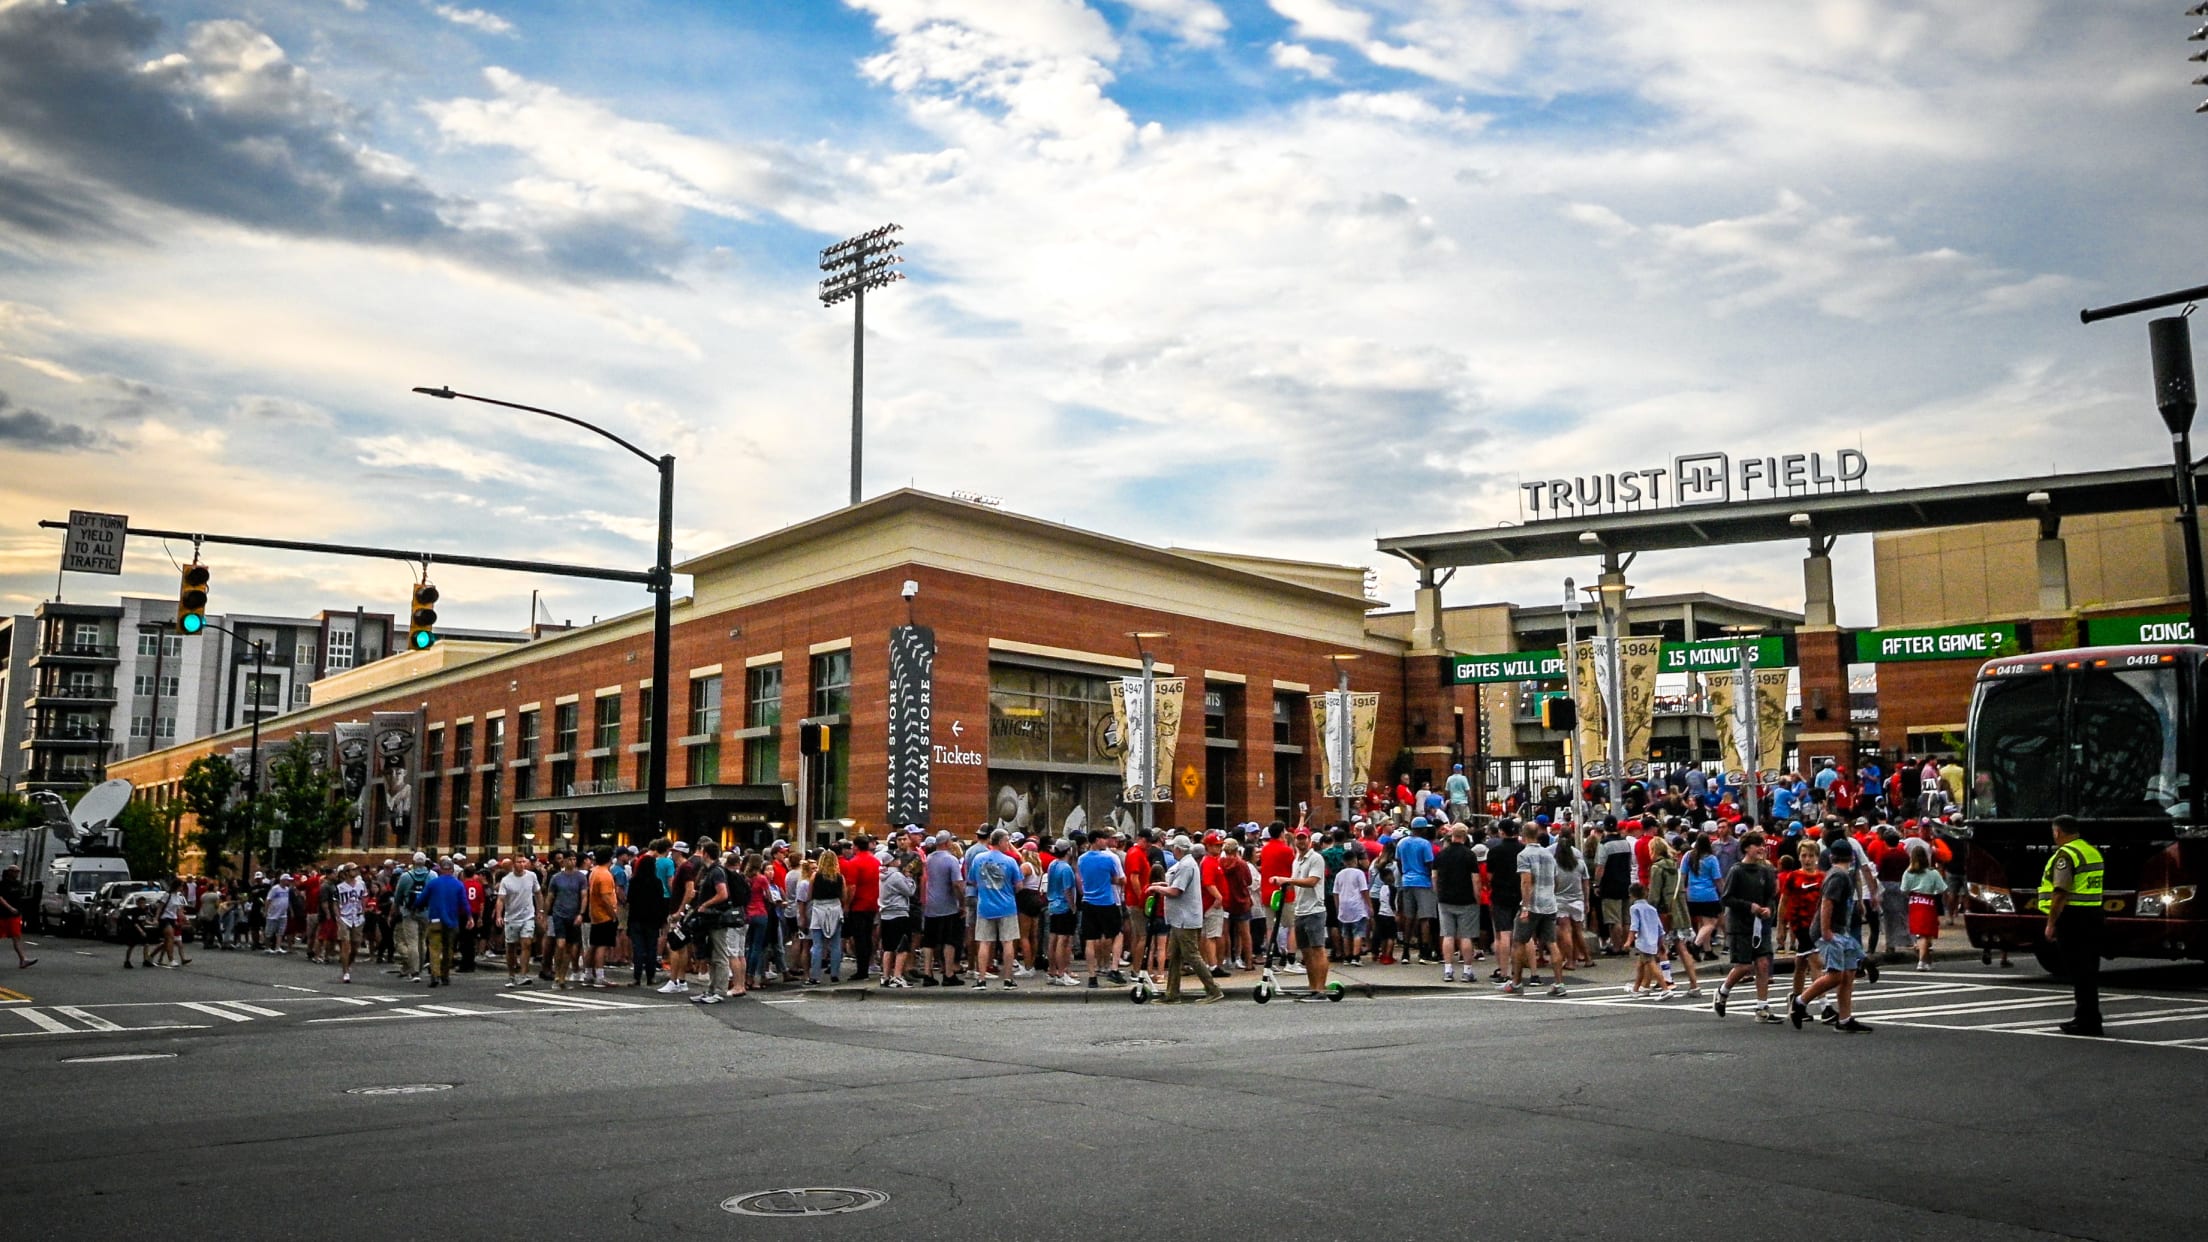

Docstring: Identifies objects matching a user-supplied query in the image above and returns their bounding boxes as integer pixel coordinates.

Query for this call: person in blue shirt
[421,858,470,987]
[1771,782,1798,823]
[1394,819,1438,963]
[965,830,1025,990]
[1075,837,1126,988]
[1044,840,1079,985]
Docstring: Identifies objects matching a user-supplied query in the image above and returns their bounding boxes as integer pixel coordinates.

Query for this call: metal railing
[32,683,117,701]
[39,641,119,659]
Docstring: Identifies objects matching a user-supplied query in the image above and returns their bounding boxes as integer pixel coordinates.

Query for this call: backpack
[405,870,431,913]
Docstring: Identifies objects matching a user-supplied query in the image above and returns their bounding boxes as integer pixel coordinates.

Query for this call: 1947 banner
[885,625,935,826]
[1109,677,1186,803]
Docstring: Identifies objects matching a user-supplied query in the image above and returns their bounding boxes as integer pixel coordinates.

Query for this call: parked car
[89,881,165,941]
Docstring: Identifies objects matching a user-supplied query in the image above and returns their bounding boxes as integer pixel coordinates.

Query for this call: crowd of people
[92,748,1967,1036]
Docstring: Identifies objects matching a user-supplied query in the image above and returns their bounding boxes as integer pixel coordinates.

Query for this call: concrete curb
[766,940,1996,1005]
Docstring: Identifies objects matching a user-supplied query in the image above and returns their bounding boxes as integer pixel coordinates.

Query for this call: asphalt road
[3,938,2205,1241]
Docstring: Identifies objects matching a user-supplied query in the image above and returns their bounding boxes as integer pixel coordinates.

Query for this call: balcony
[26,683,118,707]
[28,640,119,666]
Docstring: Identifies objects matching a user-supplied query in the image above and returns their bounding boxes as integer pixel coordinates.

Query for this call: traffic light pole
[38,521,653,587]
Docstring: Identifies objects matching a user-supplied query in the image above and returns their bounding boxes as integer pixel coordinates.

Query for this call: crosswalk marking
[14,1008,72,1033]
[53,1006,120,1031]
[178,1002,255,1023]
[417,1003,490,1016]
[1851,996,2073,1019]
[502,991,647,1010]
[222,1001,284,1017]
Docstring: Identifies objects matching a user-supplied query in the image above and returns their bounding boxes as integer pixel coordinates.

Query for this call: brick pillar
[1794,627,1854,765]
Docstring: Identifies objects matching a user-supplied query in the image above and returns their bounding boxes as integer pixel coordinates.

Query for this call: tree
[263,735,347,872]
[115,796,178,881]
[180,753,250,876]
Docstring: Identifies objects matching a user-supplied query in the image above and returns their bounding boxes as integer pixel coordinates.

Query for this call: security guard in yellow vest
[2040,814,2105,1036]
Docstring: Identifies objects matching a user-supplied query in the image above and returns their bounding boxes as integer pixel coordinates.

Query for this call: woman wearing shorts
[1646,838,1701,998]
[1683,836,1724,959]
[1553,841,1591,969]
[876,852,918,988]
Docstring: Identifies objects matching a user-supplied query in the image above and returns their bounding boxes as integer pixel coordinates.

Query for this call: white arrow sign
[950,720,964,737]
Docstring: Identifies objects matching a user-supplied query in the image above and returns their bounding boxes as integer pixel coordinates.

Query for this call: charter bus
[1962,644,2207,972]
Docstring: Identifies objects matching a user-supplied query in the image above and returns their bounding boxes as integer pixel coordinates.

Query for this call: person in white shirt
[334,864,368,983]
[493,856,542,988]
[1333,848,1372,964]
[1282,831,1332,999]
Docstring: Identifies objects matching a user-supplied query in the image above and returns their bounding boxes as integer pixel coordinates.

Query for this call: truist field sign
[1520,450,1869,518]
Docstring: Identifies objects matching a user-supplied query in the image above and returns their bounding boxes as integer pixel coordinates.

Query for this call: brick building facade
[110,491,1406,859]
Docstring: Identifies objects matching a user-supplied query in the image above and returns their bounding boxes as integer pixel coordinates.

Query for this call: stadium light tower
[819,224,906,507]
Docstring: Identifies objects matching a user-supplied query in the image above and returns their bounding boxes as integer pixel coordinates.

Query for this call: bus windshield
[1969,665,2191,822]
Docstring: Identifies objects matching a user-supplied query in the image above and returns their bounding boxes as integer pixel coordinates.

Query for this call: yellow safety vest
[2038,839,2104,909]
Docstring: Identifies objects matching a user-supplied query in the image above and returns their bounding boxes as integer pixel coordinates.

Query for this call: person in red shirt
[1199,834,1228,975]
[1630,819,1655,887]
[1257,823,1297,969]
[843,836,881,981]
[1121,835,1151,975]
[1394,776,1415,810]
[459,864,487,972]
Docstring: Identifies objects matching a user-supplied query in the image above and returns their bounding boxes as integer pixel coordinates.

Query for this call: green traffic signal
[176,563,210,634]
[409,581,439,650]
[180,613,203,635]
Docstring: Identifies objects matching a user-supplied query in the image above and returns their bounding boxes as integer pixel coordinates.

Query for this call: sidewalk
[763,936,1995,1004]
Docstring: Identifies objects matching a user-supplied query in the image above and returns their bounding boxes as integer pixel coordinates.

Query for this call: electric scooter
[1250,963,1344,1003]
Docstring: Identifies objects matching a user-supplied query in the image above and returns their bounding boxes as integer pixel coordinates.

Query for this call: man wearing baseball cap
[1148,836,1222,1003]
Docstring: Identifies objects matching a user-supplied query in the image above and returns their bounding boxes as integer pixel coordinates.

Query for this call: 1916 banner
[886,625,936,826]
[1310,690,1381,800]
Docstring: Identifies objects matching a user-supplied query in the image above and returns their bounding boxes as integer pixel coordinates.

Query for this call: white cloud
[1269,41,1335,80]
[354,435,540,485]
[1116,0,1228,46]
[430,6,514,36]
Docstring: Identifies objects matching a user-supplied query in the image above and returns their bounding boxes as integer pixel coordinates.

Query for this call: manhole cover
[722,1188,889,1218]
[1092,1037,1182,1049]
[345,1083,454,1095]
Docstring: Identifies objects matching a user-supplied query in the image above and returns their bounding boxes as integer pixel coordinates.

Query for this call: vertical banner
[1617,635,1664,770]
[1705,671,1749,781]
[369,710,422,847]
[1110,676,1187,803]
[1310,690,1382,799]
[227,747,258,799]
[332,722,372,848]
[1750,667,1789,779]
[885,625,936,826]
[1573,636,1664,778]
[1149,678,1185,803]
[1570,641,1607,779]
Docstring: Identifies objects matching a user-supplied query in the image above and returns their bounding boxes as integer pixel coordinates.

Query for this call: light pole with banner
[1561,578,1585,828]
[1727,625,1762,821]
[1586,574,1632,817]
[1329,653,1360,825]
[1129,632,1167,837]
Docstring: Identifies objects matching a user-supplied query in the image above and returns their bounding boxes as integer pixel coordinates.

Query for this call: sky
[1,0,2203,636]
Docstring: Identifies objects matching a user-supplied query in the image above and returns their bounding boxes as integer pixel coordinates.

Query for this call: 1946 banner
[886,625,936,826]
[1109,676,1186,803]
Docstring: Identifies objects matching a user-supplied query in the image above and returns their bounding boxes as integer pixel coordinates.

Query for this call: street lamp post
[819,225,906,507]
[1561,579,1585,828]
[413,387,675,838]
[2149,316,2208,642]
[1128,632,1167,837]
[1329,654,1361,826]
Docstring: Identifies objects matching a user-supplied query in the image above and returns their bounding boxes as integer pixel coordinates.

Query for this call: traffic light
[1539,695,1576,732]
[409,581,440,650]
[176,564,210,634]
[799,721,831,757]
